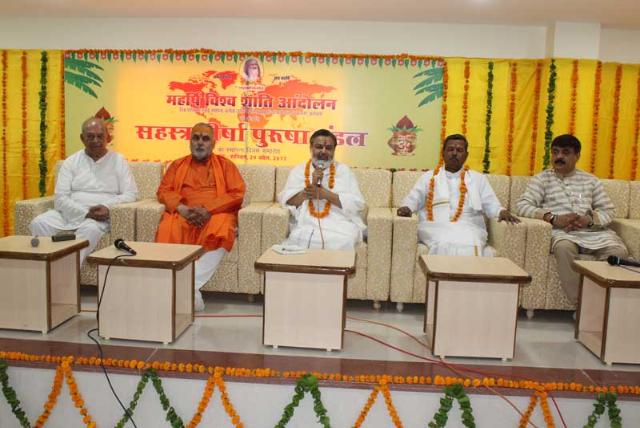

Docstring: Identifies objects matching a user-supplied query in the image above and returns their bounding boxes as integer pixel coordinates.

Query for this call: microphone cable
[86,253,137,428]
[314,162,327,250]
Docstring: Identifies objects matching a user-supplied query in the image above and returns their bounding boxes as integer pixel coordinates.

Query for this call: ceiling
[3,0,640,28]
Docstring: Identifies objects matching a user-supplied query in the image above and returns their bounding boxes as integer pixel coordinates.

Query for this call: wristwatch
[544,212,556,225]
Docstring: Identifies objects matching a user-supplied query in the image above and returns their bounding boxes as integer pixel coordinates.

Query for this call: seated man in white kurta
[397,134,519,256]
[279,129,366,251]
[29,117,138,264]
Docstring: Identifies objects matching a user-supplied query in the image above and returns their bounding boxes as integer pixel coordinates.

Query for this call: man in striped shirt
[516,134,628,304]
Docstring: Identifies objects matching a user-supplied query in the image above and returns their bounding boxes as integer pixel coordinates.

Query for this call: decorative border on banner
[461,60,470,135]
[568,59,579,135]
[64,49,444,69]
[1,51,8,236]
[440,60,449,145]
[529,61,543,176]
[2,351,639,428]
[21,51,28,199]
[482,61,494,174]
[543,59,557,170]
[609,64,623,179]
[505,62,517,176]
[38,51,48,196]
[590,61,602,173]
[633,68,640,181]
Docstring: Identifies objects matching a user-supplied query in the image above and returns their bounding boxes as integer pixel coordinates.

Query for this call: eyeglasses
[190,134,212,142]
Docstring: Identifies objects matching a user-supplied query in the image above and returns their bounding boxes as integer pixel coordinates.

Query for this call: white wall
[0,17,547,58]
[600,28,640,62]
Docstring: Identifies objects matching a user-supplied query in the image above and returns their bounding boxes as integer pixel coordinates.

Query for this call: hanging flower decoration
[38,50,48,196]
[632,68,640,180]
[462,60,470,135]
[543,59,557,169]
[506,62,517,176]
[2,50,8,236]
[590,61,602,173]
[609,64,623,179]
[483,61,494,174]
[529,60,543,175]
[60,51,66,159]
[440,60,449,146]
[21,51,28,198]
[569,59,579,135]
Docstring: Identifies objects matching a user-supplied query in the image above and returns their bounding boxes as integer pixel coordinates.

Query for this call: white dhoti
[29,210,109,265]
[193,248,227,311]
[419,220,494,256]
[283,221,361,251]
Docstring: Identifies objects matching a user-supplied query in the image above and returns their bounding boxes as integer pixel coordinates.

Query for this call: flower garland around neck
[426,163,469,222]
[304,160,336,219]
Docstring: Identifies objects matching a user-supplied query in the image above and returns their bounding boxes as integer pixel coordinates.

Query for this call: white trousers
[194,248,227,290]
[29,210,108,265]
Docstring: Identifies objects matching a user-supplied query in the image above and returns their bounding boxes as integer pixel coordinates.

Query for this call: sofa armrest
[110,200,150,242]
[366,207,393,301]
[517,217,552,309]
[238,202,273,294]
[488,218,527,268]
[390,213,419,302]
[261,204,290,253]
[610,219,640,261]
[135,201,165,242]
[14,196,54,235]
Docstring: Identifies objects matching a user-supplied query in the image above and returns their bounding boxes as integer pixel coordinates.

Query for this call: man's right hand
[86,205,110,222]
[396,206,412,217]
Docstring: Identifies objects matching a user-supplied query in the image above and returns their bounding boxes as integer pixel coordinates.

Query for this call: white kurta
[29,150,138,264]
[401,168,503,256]
[279,161,366,251]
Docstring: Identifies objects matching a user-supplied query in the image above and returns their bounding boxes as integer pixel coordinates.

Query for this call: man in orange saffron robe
[155,123,246,311]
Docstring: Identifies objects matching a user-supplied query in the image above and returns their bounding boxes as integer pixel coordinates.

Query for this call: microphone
[607,255,640,268]
[315,160,328,186]
[114,239,137,255]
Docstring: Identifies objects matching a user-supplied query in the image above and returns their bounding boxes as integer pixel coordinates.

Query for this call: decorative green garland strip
[38,51,48,196]
[543,59,557,170]
[115,368,151,428]
[428,383,476,428]
[584,392,622,428]
[275,374,331,428]
[149,369,185,428]
[482,61,494,174]
[0,360,30,427]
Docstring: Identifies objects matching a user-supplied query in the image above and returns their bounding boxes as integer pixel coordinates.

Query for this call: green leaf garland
[275,374,331,428]
[583,392,622,428]
[428,383,476,428]
[38,51,48,196]
[0,359,30,427]
[543,59,557,169]
[483,61,494,173]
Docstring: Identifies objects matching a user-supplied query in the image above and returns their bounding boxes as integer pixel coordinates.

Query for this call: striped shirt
[516,169,625,250]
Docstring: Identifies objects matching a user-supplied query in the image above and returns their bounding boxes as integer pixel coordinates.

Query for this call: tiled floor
[1,287,640,391]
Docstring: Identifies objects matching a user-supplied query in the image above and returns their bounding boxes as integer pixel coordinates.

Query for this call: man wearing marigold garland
[279,129,366,250]
[155,122,246,311]
[397,134,519,256]
[516,134,628,305]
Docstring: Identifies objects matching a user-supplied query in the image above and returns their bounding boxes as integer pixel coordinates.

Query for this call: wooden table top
[255,248,356,275]
[420,255,531,284]
[0,235,89,261]
[87,241,204,270]
[572,260,640,288]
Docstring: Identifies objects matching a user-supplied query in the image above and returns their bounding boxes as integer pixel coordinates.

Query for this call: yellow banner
[65,51,444,169]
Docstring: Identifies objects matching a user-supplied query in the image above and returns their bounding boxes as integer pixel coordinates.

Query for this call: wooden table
[420,255,531,360]
[0,235,88,333]
[87,241,204,344]
[255,249,356,351]
[573,260,640,365]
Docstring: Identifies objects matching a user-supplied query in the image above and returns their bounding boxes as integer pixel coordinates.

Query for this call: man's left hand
[498,209,520,224]
[565,214,591,232]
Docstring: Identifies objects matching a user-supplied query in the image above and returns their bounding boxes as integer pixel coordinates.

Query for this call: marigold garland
[38,51,48,196]
[528,60,543,176]
[590,61,602,173]
[506,62,517,176]
[304,159,336,219]
[21,51,28,199]
[353,383,380,427]
[425,164,469,222]
[34,361,65,428]
[518,392,538,428]
[2,50,8,236]
[609,64,623,179]
[62,358,96,427]
[632,68,640,180]
[59,51,65,159]
[440,60,449,145]
[568,59,579,135]
[482,61,494,174]
[461,60,470,135]
[543,59,557,170]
